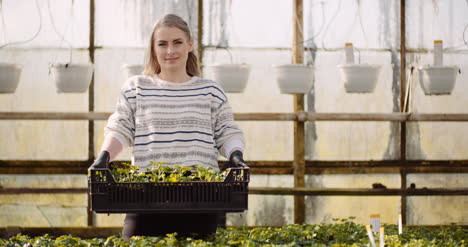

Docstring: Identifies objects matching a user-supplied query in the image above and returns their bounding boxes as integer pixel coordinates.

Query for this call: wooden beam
[249,187,468,196]
[292,0,305,225]
[234,113,297,121]
[303,113,468,122]
[301,112,407,121]
[3,112,468,121]
[306,160,468,167]
[408,114,468,121]
[1,160,468,175]
[0,112,111,120]
[0,160,90,174]
[401,170,408,225]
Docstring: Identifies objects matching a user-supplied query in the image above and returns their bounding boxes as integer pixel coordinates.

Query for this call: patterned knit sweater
[104,75,245,170]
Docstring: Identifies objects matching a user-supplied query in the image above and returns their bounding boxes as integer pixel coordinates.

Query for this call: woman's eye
[158,43,166,46]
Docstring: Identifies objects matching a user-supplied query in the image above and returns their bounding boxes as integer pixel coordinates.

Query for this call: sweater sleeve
[104,80,136,147]
[212,94,245,158]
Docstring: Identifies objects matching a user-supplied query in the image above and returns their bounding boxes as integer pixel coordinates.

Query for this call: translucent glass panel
[312,51,394,112]
[0,49,89,160]
[0,175,87,227]
[204,0,293,48]
[205,0,399,49]
[406,53,468,111]
[407,174,468,224]
[93,48,145,112]
[229,174,401,227]
[203,48,294,161]
[203,48,293,112]
[406,0,468,50]
[0,0,89,48]
[304,174,400,224]
[0,50,90,111]
[407,122,468,160]
[227,175,294,226]
[308,122,398,160]
[405,52,468,160]
[305,50,397,160]
[95,0,198,47]
[0,1,90,160]
[304,0,399,50]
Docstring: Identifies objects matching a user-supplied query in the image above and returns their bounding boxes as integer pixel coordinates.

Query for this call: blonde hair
[143,14,200,77]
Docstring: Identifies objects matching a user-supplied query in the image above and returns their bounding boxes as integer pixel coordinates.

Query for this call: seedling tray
[88,164,249,213]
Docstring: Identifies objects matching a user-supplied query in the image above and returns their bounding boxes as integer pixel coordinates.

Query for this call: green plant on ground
[1,218,466,247]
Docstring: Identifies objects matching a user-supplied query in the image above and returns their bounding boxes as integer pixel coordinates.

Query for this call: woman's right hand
[89,151,110,171]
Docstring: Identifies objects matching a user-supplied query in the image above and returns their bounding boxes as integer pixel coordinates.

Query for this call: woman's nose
[167,45,175,54]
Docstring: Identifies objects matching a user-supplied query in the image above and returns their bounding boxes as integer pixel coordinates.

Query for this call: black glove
[222,150,246,170]
[89,151,110,171]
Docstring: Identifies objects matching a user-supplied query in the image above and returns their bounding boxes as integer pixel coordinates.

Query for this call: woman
[90,14,246,239]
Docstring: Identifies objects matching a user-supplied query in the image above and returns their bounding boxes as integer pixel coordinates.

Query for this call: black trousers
[122,213,220,240]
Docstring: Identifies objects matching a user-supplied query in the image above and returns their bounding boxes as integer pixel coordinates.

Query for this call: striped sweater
[104,75,245,170]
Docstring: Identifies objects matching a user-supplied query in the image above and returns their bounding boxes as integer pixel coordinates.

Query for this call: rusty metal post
[400,0,407,161]
[293,0,306,224]
[87,0,95,227]
[400,0,407,225]
[400,169,408,224]
[197,0,204,74]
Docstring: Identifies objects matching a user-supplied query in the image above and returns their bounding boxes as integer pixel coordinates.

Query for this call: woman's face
[153,26,193,73]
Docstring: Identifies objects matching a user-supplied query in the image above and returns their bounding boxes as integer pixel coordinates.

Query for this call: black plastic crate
[88,164,249,213]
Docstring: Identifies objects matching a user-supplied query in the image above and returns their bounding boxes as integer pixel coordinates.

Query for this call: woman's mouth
[165,57,179,63]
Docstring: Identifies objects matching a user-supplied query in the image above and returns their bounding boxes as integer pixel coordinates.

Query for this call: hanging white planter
[417,40,460,95]
[273,64,314,94]
[418,65,459,95]
[338,64,382,93]
[122,64,144,79]
[49,63,94,93]
[207,64,251,93]
[0,63,22,93]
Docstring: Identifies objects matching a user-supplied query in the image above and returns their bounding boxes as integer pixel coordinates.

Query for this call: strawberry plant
[108,162,228,183]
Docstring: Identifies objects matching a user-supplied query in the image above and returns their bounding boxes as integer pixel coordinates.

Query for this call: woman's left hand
[222,150,247,170]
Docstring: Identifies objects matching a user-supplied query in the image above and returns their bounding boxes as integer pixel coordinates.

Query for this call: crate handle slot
[89,161,116,183]
[224,165,250,182]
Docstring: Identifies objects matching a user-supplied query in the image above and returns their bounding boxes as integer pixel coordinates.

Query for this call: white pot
[338,64,382,93]
[0,63,22,93]
[122,64,144,78]
[50,63,94,93]
[208,64,251,93]
[418,65,459,95]
[273,64,314,94]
